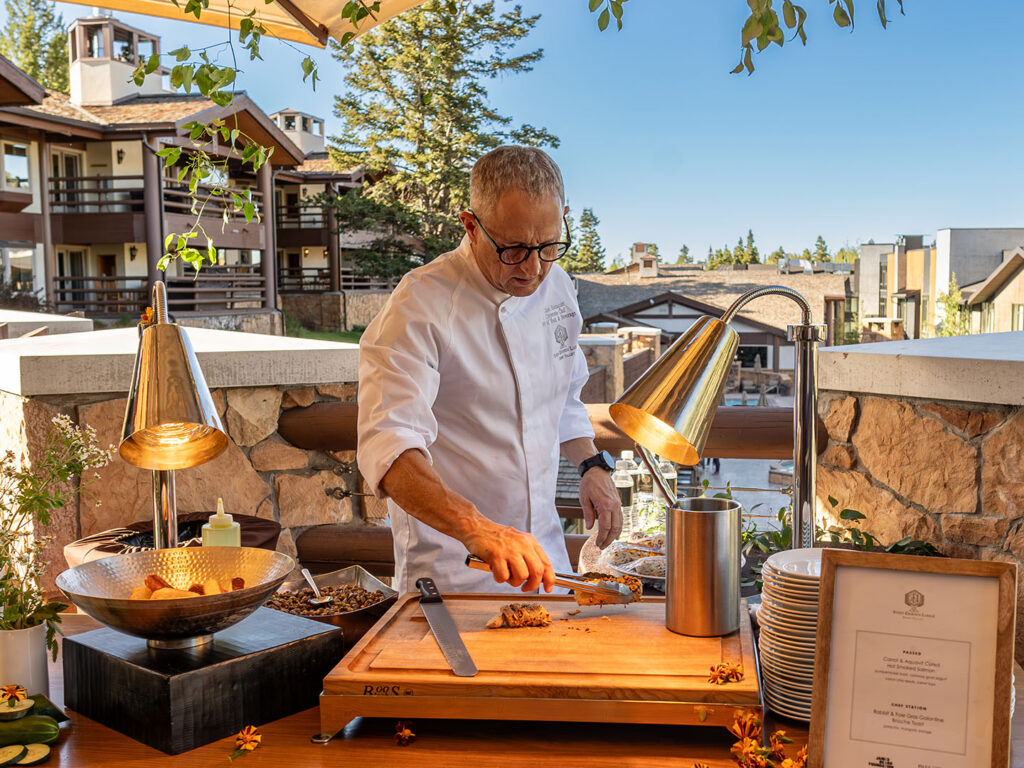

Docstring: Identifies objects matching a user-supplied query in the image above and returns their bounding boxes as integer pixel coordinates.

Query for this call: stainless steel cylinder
[666,496,741,636]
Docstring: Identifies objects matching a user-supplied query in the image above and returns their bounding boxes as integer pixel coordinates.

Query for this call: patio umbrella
[58,0,428,46]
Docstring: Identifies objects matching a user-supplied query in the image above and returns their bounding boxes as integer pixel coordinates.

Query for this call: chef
[357,145,622,595]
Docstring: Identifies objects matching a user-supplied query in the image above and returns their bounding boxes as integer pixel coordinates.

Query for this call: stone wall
[816,390,1024,659]
[177,311,284,336]
[2,383,374,591]
[280,290,391,333]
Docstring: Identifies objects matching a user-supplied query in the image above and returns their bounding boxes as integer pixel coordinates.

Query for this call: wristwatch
[578,450,615,477]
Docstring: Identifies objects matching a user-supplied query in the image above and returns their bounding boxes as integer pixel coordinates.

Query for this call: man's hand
[463,521,556,594]
[580,467,623,548]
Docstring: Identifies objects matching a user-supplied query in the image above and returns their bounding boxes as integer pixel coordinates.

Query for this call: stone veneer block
[852,397,977,514]
[0,327,358,396]
[251,438,308,471]
[317,383,357,401]
[819,332,1024,406]
[981,409,1024,520]
[226,387,283,447]
[282,387,315,408]
[823,395,857,442]
[275,471,353,528]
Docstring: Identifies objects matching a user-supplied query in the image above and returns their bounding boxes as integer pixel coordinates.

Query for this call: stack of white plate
[757,548,823,722]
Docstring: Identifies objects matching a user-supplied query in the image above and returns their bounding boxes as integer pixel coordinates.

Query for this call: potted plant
[0,415,110,695]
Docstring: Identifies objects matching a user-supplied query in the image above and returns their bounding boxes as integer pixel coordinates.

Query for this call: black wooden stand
[63,607,343,754]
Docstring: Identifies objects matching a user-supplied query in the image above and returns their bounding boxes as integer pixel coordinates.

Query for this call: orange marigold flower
[140,306,154,325]
[394,720,416,746]
[708,661,745,685]
[235,726,261,751]
[0,685,26,705]
[770,728,793,760]
[728,710,763,741]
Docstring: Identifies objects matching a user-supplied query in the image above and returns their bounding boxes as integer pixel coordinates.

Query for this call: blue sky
[15,1,1024,264]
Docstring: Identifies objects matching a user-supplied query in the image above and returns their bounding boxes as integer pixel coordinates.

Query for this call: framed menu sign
[808,549,1016,768]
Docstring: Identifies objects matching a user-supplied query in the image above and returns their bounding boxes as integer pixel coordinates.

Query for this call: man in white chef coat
[357,145,622,595]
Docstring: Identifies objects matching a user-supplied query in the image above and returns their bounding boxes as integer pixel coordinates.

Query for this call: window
[137,37,157,61]
[113,27,133,62]
[982,302,995,333]
[313,121,323,137]
[921,299,928,324]
[1,248,34,292]
[879,262,888,289]
[2,142,29,190]
[85,25,105,59]
[736,346,769,369]
[283,115,297,130]
[1013,304,1024,332]
[301,117,311,132]
[878,297,887,317]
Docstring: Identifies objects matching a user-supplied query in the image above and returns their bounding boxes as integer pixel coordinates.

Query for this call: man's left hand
[579,468,622,549]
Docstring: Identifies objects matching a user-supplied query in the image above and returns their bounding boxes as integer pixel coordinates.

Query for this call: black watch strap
[578,450,615,477]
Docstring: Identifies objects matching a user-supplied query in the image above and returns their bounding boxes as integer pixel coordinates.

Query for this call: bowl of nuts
[267,565,397,646]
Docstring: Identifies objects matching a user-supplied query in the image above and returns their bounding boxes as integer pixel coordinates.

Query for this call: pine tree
[744,229,759,264]
[329,0,557,254]
[0,0,69,92]
[767,246,786,264]
[676,244,691,265]
[571,208,606,272]
[937,273,970,336]
[646,243,660,260]
[834,246,858,263]
[813,235,831,263]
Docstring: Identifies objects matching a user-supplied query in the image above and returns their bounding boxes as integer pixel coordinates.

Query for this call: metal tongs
[464,554,633,604]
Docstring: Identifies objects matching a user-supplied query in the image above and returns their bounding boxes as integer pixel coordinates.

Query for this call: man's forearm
[560,437,599,467]
[379,448,495,545]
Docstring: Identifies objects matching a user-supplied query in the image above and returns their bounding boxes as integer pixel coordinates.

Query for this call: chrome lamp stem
[152,469,177,549]
[722,287,825,549]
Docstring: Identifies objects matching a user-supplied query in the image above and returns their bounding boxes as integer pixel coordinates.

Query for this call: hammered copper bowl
[56,547,295,649]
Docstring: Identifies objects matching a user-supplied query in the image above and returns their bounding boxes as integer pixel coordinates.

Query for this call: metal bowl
[56,547,295,649]
[271,565,397,647]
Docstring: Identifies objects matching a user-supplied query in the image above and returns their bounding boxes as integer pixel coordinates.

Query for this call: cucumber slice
[0,701,32,722]
[13,745,49,766]
[0,745,27,767]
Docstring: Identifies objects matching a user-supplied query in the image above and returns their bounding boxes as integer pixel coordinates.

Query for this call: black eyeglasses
[470,210,572,266]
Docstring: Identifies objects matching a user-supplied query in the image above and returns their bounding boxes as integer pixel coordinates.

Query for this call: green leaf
[743,45,753,74]
[828,495,838,507]
[610,0,623,20]
[145,53,161,75]
[597,8,610,31]
[164,233,175,250]
[170,46,190,62]
[833,4,851,27]
[741,15,762,45]
[240,16,253,41]
[839,508,866,521]
[242,201,256,221]
[588,0,602,11]
[131,64,145,86]
[209,90,233,107]
[783,0,797,28]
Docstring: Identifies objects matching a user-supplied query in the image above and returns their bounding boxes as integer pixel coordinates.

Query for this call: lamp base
[63,607,343,754]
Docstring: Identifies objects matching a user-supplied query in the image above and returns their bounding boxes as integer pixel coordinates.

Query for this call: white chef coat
[357,236,594,594]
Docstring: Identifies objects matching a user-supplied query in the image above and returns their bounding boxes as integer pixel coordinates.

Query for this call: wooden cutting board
[320,594,761,735]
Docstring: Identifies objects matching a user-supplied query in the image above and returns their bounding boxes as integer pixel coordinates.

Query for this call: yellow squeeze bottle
[202,498,241,547]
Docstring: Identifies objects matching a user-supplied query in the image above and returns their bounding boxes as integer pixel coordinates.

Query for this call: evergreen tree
[834,245,858,263]
[0,0,69,92]
[767,246,786,264]
[936,273,970,336]
[744,229,759,264]
[676,244,691,265]
[813,235,831,263]
[606,253,625,271]
[561,208,580,263]
[646,243,660,260]
[329,0,557,255]
[572,208,606,272]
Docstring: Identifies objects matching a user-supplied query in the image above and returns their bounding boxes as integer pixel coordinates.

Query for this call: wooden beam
[277,401,827,460]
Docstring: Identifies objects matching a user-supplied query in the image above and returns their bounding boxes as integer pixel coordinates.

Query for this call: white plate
[758,615,817,637]
[760,591,819,614]
[758,602,818,625]
[764,693,811,722]
[763,683,813,712]
[762,570,820,592]
[760,632,817,656]
[762,672,814,696]
[764,548,823,580]
[761,663,814,687]
[758,640,815,666]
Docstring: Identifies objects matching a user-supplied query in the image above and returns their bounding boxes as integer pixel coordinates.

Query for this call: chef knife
[415,577,478,677]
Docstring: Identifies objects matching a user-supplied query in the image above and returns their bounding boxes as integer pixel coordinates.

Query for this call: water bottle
[612,460,635,538]
[620,449,640,495]
[657,458,678,506]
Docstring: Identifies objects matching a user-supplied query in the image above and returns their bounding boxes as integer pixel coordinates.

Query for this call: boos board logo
[867,757,894,768]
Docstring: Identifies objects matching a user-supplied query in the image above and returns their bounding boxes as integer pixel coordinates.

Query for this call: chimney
[68,16,168,106]
[272,110,326,155]
[633,242,658,279]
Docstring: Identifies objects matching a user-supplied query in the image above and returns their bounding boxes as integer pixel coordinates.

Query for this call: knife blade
[415,577,478,677]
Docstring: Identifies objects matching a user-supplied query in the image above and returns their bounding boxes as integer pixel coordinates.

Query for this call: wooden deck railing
[278,268,400,293]
[165,266,266,313]
[163,183,262,217]
[276,204,326,229]
[52,275,148,317]
[49,175,145,213]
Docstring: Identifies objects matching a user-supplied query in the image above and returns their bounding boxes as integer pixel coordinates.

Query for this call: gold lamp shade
[119,302,228,471]
[609,316,738,466]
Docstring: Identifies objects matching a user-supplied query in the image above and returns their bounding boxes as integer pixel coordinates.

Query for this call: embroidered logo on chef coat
[543,302,578,361]
[554,324,568,348]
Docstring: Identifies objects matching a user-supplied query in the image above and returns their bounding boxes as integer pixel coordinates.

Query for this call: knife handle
[416,577,443,604]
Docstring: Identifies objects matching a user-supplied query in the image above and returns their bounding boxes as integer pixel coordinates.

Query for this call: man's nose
[518,250,541,277]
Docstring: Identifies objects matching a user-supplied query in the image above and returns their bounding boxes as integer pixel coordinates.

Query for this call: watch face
[598,450,615,471]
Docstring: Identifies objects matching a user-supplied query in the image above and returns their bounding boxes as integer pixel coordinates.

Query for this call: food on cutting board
[627,532,665,552]
[128,574,245,599]
[266,584,386,617]
[631,557,666,578]
[574,572,642,606]
[486,603,552,629]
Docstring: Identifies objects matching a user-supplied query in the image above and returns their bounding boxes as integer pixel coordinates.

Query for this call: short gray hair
[469,146,565,218]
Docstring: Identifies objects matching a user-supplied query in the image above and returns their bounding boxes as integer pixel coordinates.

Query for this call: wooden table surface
[42,614,1024,767]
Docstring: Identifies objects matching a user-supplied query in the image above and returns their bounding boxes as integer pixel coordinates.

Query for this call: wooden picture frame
[808,549,1016,768]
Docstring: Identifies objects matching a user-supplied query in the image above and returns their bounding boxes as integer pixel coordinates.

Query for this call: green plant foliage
[0,417,112,659]
[936,273,971,337]
[328,0,558,252]
[676,245,692,265]
[591,0,904,75]
[565,207,606,273]
[0,0,68,92]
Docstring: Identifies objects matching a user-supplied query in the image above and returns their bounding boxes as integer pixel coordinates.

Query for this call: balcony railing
[277,204,327,229]
[165,265,266,313]
[52,275,147,317]
[278,267,399,293]
[163,182,262,218]
[49,175,145,213]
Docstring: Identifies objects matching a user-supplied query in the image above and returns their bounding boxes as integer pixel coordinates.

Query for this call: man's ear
[563,205,569,215]
[459,210,476,240]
